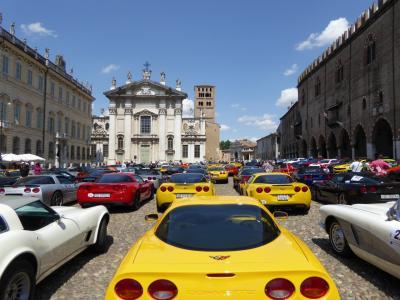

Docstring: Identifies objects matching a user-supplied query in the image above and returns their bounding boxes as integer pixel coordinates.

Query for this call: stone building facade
[103,68,206,164]
[280,0,400,159]
[0,21,94,167]
[194,85,220,161]
[256,133,279,160]
[230,139,257,161]
[91,113,109,165]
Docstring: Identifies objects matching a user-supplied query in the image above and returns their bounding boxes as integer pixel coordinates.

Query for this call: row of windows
[197,87,213,92]
[0,102,90,140]
[1,55,91,116]
[0,136,90,160]
[197,101,212,107]
[302,39,377,104]
[182,145,201,158]
[198,93,212,98]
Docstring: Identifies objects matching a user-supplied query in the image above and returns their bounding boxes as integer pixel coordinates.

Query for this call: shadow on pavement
[312,237,400,298]
[35,235,114,300]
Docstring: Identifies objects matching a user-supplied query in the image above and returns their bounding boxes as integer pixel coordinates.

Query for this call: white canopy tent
[0,153,45,162]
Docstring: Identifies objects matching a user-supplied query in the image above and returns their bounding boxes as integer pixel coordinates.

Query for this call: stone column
[124,106,132,161]
[174,108,182,161]
[189,143,194,162]
[158,108,166,161]
[55,137,59,168]
[108,107,117,164]
[351,146,355,160]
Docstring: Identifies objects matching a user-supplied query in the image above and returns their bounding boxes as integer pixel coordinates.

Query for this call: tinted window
[332,175,346,183]
[208,167,224,171]
[185,169,207,175]
[0,216,8,233]
[241,168,264,176]
[135,169,160,175]
[15,201,58,231]
[134,175,144,183]
[254,175,293,184]
[15,176,55,185]
[170,174,206,183]
[97,175,133,183]
[57,176,73,184]
[156,204,280,251]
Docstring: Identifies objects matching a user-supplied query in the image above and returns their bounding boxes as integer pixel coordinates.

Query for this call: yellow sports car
[244,172,311,213]
[208,166,229,183]
[159,164,170,174]
[105,196,340,300]
[332,163,350,174]
[156,173,215,212]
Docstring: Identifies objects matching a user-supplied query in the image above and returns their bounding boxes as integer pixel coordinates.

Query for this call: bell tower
[194,85,215,122]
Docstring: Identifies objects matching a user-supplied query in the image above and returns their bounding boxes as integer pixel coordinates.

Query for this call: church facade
[103,67,206,164]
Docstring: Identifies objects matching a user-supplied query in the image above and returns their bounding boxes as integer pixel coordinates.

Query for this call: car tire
[337,193,347,205]
[132,192,141,211]
[157,202,166,213]
[312,187,319,201]
[0,259,36,300]
[300,206,310,215]
[91,218,108,253]
[328,220,353,257]
[51,191,63,206]
[148,188,154,201]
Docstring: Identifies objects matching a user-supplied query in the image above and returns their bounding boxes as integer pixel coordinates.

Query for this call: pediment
[133,109,158,117]
[104,80,187,98]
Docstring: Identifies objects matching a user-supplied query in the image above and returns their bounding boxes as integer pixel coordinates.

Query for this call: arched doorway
[373,119,393,158]
[310,137,317,158]
[327,133,337,158]
[301,139,308,158]
[340,129,351,159]
[318,135,327,158]
[354,125,367,158]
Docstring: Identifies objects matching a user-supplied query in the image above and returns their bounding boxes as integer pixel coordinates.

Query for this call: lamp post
[0,100,11,160]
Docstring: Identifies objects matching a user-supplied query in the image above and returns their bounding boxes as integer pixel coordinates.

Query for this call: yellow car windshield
[155,204,280,251]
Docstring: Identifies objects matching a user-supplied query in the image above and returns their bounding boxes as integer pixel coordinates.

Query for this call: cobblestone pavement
[36,178,400,299]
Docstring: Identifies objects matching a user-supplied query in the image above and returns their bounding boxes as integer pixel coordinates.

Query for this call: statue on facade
[160,72,166,82]
[0,13,3,26]
[176,79,181,89]
[127,71,132,83]
[10,22,15,35]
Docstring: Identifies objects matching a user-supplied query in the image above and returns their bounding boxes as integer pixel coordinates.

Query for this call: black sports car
[294,166,331,186]
[312,172,400,204]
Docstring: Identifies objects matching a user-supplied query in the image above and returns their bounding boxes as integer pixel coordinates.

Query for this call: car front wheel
[329,220,353,257]
[0,259,35,300]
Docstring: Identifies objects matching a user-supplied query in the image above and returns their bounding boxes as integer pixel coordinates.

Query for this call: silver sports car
[1,175,78,206]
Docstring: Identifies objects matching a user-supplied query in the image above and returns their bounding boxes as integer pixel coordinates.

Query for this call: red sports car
[225,164,239,176]
[77,173,154,210]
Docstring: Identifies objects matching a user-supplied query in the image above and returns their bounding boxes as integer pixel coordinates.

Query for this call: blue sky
[1,0,371,141]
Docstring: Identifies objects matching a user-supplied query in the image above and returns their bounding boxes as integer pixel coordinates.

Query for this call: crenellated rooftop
[298,0,393,85]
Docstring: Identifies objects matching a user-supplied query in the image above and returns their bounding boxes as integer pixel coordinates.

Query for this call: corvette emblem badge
[209,255,230,260]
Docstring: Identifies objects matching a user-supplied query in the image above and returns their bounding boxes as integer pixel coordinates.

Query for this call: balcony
[116,148,125,155]
[165,149,175,155]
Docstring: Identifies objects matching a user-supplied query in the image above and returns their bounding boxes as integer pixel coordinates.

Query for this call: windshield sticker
[351,175,364,182]
[390,230,400,249]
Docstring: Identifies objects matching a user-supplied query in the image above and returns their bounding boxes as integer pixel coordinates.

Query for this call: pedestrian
[33,162,42,175]
[350,159,363,172]
[20,162,29,177]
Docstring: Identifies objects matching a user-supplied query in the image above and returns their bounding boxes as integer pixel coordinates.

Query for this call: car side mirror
[145,214,159,221]
[273,211,288,221]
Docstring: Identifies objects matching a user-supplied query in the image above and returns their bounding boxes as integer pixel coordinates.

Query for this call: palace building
[102,65,207,164]
[0,19,94,167]
[279,0,400,160]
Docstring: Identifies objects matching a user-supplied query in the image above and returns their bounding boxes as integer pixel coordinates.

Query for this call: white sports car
[0,196,109,300]
[320,199,400,279]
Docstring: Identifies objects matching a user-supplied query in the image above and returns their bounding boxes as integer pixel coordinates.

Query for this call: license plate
[277,195,289,201]
[94,193,110,198]
[381,194,399,199]
[176,193,193,199]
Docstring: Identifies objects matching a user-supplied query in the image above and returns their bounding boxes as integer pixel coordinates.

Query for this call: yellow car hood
[129,230,313,272]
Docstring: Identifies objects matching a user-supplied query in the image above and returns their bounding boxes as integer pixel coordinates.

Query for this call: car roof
[0,195,40,210]
[172,196,262,208]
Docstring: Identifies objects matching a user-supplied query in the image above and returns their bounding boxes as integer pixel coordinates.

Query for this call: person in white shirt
[350,160,363,172]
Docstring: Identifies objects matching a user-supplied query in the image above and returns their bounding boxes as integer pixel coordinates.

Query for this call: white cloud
[182,98,194,117]
[283,64,298,76]
[296,17,349,51]
[220,124,230,131]
[237,114,277,131]
[275,88,298,108]
[21,22,57,38]
[231,103,247,111]
[101,64,120,74]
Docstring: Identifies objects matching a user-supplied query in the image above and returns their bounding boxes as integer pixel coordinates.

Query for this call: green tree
[219,140,231,150]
